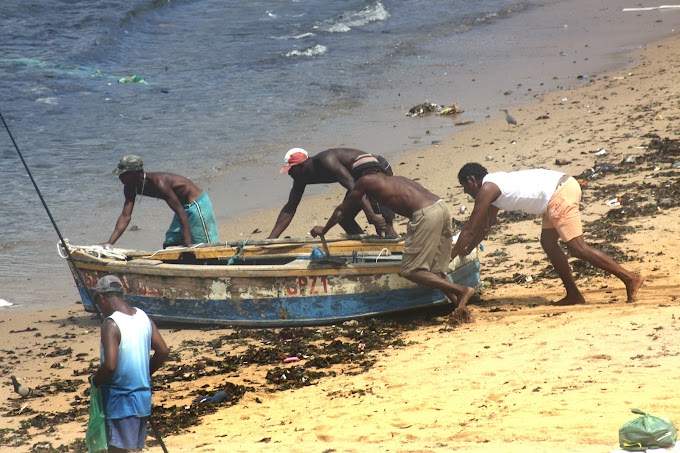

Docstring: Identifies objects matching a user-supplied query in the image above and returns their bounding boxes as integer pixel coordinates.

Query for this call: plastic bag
[619,408,678,451]
[86,376,108,453]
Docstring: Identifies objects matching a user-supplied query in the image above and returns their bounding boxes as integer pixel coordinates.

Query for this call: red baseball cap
[279,148,309,174]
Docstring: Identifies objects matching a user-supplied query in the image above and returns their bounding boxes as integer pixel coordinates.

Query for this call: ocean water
[0,0,676,310]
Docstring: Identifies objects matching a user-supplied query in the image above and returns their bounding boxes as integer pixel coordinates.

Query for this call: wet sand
[2,14,680,453]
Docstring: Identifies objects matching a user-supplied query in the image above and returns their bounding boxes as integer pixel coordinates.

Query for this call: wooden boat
[60,236,481,327]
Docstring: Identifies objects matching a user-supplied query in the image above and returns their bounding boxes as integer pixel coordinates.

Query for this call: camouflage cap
[112,155,144,174]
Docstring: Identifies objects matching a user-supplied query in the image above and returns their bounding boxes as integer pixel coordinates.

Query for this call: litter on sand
[623,5,680,12]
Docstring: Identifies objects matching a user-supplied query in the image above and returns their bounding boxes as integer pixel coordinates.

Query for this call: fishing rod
[0,109,103,323]
[149,417,169,453]
[2,110,170,452]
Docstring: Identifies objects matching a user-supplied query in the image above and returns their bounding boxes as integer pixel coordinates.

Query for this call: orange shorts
[542,177,583,242]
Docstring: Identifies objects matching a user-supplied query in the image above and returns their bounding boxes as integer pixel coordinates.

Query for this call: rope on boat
[226,239,249,265]
[57,239,128,261]
[375,248,390,262]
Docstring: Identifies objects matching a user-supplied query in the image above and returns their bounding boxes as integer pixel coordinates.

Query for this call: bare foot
[444,287,474,308]
[626,274,645,303]
[550,296,586,306]
[385,228,400,239]
[457,287,475,309]
[447,306,473,325]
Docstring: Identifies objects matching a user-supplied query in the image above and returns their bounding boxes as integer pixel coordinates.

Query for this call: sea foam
[285,44,328,57]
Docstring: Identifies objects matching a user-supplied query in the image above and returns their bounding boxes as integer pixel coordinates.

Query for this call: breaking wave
[315,1,389,33]
[285,44,328,57]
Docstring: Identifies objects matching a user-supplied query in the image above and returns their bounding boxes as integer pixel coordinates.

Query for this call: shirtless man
[103,155,220,248]
[268,147,399,239]
[310,155,474,320]
[451,162,644,305]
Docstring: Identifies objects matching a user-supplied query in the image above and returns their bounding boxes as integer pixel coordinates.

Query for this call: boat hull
[65,239,481,327]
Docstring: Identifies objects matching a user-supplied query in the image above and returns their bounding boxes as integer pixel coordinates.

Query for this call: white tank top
[483,169,564,214]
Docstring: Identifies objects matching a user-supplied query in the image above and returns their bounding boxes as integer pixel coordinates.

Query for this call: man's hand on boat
[309,226,325,238]
[369,213,387,236]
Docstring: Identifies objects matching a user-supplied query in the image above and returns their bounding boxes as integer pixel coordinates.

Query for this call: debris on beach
[406,101,464,118]
[0,310,461,450]
[439,101,464,116]
[406,102,441,117]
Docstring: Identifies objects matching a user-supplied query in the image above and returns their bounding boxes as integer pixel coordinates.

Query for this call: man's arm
[331,162,383,229]
[268,181,306,239]
[452,205,499,258]
[93,319,121,385]
[104,188,136,246]
[149,320,169,376]
[310,188,364,237]
[451,184,501,259]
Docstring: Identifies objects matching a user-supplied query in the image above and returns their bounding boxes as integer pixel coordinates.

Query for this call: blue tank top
[100,308,152,419]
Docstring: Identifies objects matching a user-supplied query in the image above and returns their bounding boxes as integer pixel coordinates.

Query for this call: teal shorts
[164,192,220,247]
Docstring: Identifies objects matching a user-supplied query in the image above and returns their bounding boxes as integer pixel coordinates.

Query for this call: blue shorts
[164,192,220,247]
[106,416,148,450]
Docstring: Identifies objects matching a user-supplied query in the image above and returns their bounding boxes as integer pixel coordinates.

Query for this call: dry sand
[1,31,679,453]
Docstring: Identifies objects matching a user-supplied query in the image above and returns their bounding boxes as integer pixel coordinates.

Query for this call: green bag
[86,376,108,453]
[619,408,678,451]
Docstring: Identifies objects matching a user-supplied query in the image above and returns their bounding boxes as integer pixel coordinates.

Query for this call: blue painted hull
[66,241,481,327]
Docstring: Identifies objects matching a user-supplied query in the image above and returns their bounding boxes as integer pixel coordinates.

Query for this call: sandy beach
[2,22,680,453]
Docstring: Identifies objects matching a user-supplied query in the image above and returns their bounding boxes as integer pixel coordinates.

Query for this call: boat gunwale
[67,249,479,279]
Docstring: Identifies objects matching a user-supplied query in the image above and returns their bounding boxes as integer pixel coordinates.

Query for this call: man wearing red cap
[269,147,399,239]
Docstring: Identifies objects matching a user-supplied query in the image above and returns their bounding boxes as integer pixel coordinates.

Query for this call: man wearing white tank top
[451,163,644,306]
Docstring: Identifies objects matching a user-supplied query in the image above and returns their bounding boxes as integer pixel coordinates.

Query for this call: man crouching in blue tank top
[92,275,169,452]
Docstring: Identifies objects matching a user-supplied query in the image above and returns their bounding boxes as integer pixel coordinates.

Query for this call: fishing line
[0,109,103,322]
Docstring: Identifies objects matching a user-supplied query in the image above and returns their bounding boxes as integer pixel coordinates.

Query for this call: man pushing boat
[269,147,399,239]
[451,162,644,305]
[103,155,220,248]
[310,154,474,322]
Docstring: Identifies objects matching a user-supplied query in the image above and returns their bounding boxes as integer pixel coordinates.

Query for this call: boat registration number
[284,276,329,296]
[81,271,163,297]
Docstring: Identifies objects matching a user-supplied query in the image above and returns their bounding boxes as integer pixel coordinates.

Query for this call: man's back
[292,148,369,184]
[102,309,152,419]
[355,173,440,218]
[484,169,563,215]
[141,172,203,205]
[317,148,368,169]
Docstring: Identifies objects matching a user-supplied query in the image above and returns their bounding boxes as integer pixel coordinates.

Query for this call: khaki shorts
[401,200,453,277]
[542,177,583,242]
